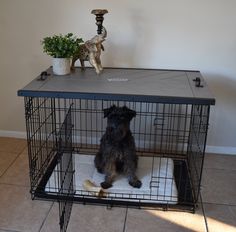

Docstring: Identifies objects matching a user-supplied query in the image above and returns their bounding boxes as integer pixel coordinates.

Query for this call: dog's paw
[129,179,142,188]
[101,181,113,189]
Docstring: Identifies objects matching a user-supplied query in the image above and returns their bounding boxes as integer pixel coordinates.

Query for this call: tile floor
[0,137,235,232]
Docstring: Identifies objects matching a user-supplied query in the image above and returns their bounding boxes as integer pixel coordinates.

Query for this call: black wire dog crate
[18,67,215,232]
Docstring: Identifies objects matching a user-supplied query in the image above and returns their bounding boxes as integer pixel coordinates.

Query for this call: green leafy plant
[42,33,83,58]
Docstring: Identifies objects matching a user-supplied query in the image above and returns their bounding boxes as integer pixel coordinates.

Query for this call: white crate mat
[45,154,178,204]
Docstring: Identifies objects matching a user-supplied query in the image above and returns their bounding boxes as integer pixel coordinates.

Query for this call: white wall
[0,0,236,154]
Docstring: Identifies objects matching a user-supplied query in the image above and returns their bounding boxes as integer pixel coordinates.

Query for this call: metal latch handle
[193,77,203,88]
[38,71,50,81]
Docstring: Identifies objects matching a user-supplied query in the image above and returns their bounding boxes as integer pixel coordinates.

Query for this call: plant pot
[52,58,71,75]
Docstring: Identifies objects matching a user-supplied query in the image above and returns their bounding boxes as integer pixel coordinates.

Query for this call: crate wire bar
[19,67,215,232]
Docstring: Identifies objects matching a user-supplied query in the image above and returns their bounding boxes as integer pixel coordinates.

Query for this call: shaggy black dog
[94,105,142,189]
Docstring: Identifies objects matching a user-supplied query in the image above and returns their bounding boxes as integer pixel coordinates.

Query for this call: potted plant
[42,33,83,75]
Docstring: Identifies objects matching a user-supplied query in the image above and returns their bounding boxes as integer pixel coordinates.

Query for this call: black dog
[94,105,142,189]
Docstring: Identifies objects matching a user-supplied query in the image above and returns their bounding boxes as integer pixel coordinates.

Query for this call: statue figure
[71,27,107,74]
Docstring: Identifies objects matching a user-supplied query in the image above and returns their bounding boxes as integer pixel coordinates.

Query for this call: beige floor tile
[125,207,206,232]
[19,147,28,156]
[204,204,236,232]
[201,169,236,205]
[41,203,126,232]
[68,204,126,232]
[204,154,236,170]
[0,184,52,232]
[0,152,30,186]
[0,137,26,154]
[38,203,58,232]
[229,205,236,217]
[0,152,18,177]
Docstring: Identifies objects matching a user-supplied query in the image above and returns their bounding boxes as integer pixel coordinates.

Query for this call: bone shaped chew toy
[83,179,106,198]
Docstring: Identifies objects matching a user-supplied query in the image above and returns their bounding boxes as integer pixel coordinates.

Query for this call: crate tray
[45,154,178,204]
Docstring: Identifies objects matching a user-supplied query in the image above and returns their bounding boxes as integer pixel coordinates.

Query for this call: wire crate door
[57,106,75,232]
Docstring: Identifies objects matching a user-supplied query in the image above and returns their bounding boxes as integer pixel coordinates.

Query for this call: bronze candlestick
[91,9,108,34]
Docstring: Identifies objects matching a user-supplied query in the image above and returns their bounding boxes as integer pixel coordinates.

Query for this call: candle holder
[91,9,108,34]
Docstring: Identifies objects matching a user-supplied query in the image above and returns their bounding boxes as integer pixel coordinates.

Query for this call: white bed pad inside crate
[46,154,178,204]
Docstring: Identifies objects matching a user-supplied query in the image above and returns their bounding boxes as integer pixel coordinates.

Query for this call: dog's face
[103,105,136,141]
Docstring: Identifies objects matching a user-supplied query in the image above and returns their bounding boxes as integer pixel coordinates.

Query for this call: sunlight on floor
[206,217,236,232]
[147,210,236,232]
[147,210,205,232]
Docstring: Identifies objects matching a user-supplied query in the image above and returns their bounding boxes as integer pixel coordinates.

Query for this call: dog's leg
[128,173,142,188]
[94,152,104,174]
[124,160,142,188]
[101,173,116,189]
[101,162,117,189]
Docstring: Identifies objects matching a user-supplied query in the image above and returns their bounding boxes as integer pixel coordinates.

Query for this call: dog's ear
[103,105,117,118]
[122,106,136,121]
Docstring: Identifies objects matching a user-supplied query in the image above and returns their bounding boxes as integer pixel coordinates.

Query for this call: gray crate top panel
[18,67,215,104]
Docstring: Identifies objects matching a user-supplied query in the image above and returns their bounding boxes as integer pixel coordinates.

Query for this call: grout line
[0,182,29,188]
[0,181,29,188]
[0,153,22,179]
[38,201,55,232]
[122,207,128,232]
[228,206,236,217]
[18,143,28,156]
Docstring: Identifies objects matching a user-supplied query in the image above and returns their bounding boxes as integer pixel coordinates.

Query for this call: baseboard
[0,130,235,155]
[205,145,236,155]
[0,130,27,139]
